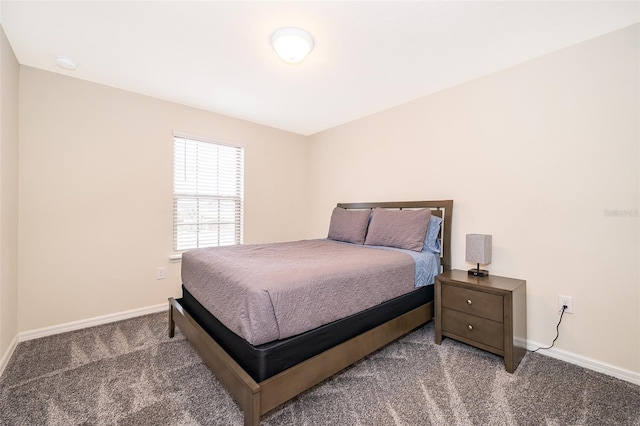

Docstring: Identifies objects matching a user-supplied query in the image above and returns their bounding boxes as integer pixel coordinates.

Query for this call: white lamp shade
[271,27,314,64]
[466,234,492,265]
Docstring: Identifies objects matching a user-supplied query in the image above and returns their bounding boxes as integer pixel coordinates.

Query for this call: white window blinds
[173,136,244,254]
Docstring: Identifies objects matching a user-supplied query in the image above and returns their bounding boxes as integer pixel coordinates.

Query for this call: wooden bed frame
[168,200,453,426]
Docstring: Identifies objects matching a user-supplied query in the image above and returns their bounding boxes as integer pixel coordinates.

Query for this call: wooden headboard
[337,200,454,272]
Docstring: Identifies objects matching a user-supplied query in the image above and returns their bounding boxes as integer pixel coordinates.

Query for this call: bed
[168,200,453,426]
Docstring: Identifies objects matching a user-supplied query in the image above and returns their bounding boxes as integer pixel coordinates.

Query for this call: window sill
[170,254,182,262]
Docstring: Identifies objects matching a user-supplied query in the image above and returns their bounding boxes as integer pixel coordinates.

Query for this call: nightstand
[435,270,527,373]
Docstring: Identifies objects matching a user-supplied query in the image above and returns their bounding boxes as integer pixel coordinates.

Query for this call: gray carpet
[0,312,638,426]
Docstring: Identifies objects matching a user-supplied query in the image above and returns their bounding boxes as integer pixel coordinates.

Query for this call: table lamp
[466,234,492,277]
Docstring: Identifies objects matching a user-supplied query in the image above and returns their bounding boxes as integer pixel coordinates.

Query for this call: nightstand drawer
[441,284,503,322]
[442,308,504,350]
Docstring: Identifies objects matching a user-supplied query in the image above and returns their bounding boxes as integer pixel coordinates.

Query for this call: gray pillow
[365,208,431,252]
[327,207,371,244]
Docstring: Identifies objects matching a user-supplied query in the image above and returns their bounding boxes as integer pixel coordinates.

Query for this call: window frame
[172,133,244,257]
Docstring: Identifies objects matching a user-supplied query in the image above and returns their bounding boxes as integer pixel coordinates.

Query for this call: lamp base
[468,268,489,277]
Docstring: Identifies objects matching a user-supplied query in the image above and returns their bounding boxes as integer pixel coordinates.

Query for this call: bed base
[169,297,433,426]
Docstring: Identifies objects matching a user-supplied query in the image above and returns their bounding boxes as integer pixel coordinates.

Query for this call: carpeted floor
[0,312,638,425]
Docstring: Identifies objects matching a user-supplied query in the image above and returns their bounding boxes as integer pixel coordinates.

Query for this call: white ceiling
[1,1,638,136]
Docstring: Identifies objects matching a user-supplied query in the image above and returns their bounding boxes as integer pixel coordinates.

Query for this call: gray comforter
[181,239,415,345]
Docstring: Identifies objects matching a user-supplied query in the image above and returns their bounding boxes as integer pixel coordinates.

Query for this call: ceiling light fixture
[55,56,77,70]
[270,27,314,64]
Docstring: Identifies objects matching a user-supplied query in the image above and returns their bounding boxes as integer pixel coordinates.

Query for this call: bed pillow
[364,208,431,252]
[423,214,443,253]
[327,207,371,244]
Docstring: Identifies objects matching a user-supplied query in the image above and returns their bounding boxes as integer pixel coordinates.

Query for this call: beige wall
[17,67,308,331]
[0,24,19,362]
[308,24,639,373]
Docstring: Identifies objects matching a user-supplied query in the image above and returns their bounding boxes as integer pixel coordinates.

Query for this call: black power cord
[531,305,567,352]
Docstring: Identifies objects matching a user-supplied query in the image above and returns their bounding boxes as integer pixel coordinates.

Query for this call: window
[173,135,244,254]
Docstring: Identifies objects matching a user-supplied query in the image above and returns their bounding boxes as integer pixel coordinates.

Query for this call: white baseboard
[0,334,18,378]
[527,341,640,386]
[18,303,168,342]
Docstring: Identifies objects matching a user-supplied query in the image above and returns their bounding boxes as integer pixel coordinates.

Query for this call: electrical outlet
[558,295,573,314]
[156,267,166,280]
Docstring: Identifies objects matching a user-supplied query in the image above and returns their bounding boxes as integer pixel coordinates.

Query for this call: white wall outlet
[156,267,166,280]
[558,295,573,314]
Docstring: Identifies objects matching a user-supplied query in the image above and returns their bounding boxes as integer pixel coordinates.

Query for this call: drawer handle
[467,299,472,305]
[468,324,473,330]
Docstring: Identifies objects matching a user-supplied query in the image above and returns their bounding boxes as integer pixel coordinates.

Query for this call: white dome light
[270,27,314,64]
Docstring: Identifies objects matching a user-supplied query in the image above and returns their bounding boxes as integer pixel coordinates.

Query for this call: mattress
[181,239,418,345]
[180,283,433,382]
